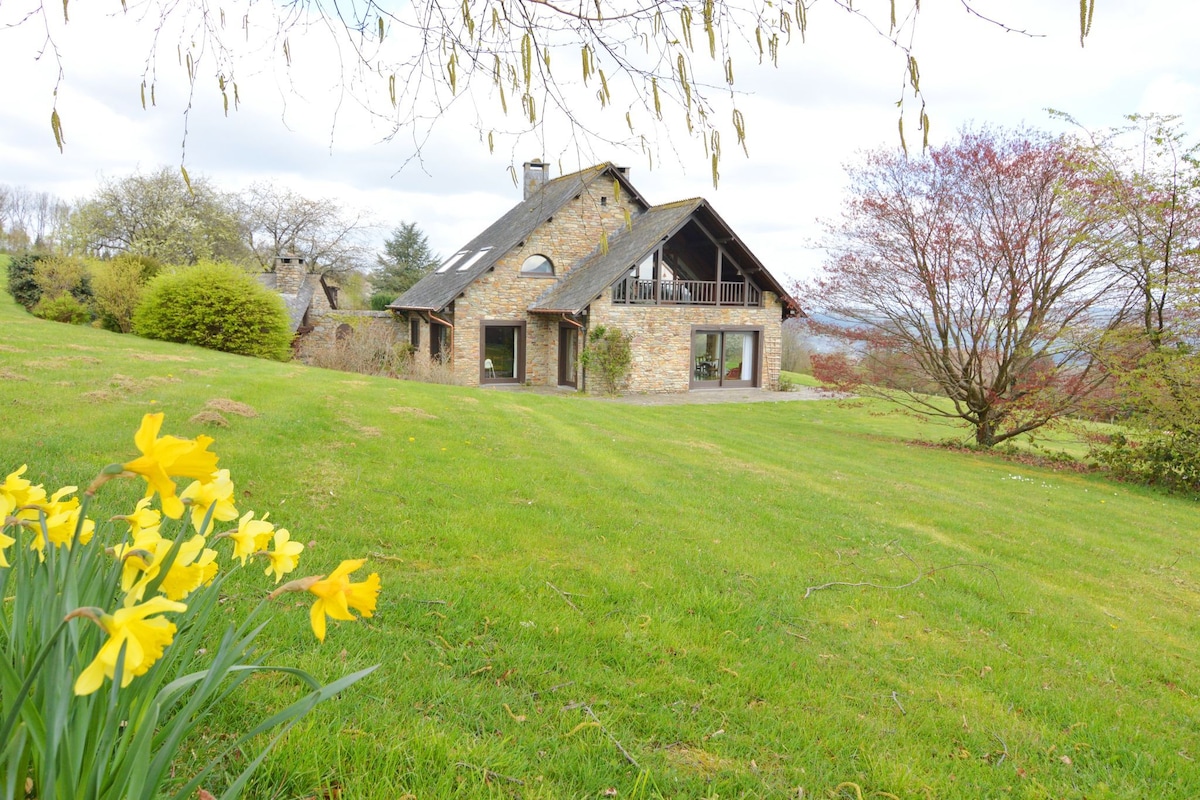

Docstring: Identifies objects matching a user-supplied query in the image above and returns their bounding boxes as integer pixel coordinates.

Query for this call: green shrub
[580,325,633,395]
[93,254,161,333]
[33,255,94,306]
[369,291,398,311]
[1091,431,1200,494]
[32,294,91,325]
[6,252,47,310]
[133,261,293,360]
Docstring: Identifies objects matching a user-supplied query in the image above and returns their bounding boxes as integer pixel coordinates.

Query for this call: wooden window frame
[688,325,763,390]
[479,320,527,384]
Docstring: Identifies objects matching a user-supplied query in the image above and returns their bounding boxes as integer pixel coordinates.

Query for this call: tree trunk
[975,416,997,447]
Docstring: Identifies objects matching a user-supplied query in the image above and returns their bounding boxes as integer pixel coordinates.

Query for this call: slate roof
[389,163,648,313]
[528,199,701,314]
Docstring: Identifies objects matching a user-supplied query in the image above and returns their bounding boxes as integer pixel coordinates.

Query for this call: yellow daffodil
[73,596,188,696]
[112,497,162,540]
[180,469,239,534]
[42,506,95,549]
[262,528,304,583]
[122,413,218,520]
[122,534,220,604]
[153,538,219,602]
[26,486,95,556]
[306,559,381,642]
[225,511,274,565]
[111,519,168,592]
[2,464,47,521]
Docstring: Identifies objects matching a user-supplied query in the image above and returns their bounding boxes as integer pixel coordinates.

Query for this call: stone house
[390,161,800,393]
[258,255,403,353]
[256,255,340,335]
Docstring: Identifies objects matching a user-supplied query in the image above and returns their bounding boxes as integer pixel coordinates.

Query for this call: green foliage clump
[1092,336,1200,493]
[369,291,397,311]
[1091,431,1200,494]
[580,324,633,395]
[133,261,293,360]
[32,293,91,325]
[33,255,94,305]
[93,254,161,332]
[6,252,47,310]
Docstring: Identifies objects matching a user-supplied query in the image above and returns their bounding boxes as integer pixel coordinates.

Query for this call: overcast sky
[2,0,1198,286]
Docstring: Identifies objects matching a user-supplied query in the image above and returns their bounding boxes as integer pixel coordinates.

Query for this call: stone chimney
[274,255,307,295]
[523,160,549,199]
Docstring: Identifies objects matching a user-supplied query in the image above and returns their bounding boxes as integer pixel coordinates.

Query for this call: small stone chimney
[523,160,549,199]
[274,255,307,295]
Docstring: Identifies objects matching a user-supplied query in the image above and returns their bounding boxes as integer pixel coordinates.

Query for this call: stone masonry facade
[587,292,784,394]
[445,180,642,387]
[302,311,402,352]
[269,257,407,358]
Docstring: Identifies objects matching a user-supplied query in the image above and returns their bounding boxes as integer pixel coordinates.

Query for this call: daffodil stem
[0,618,71,745]
[61,490,96,592]
[85,467,127,497]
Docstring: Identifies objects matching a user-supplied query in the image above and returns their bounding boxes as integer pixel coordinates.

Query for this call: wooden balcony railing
[611,278,762,307]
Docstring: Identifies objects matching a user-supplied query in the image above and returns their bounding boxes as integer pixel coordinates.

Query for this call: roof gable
[528,200,701,314]
[390,163,648,312]
[529,198,798,316]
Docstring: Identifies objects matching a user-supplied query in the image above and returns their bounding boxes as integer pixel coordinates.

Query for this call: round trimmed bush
[33,294,91,325]
[133,262,293,360]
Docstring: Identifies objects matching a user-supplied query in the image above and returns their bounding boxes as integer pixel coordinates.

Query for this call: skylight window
[436,250,470,273]
[456,247,494,272]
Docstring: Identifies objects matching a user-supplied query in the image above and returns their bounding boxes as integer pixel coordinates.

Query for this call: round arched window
[521,254,554,275]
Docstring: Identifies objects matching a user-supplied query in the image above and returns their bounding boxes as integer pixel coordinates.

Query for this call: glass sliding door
[721,331,755,386]
[691,328,759,388]
[692,331,722,385]
[481,322,525,384]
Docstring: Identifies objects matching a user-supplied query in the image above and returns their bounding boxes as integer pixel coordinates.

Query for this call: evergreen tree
[373,222,439,299]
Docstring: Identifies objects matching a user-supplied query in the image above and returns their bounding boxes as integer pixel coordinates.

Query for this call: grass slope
[2,292,1198,799]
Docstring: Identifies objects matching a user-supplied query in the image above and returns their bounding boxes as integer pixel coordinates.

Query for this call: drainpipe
[581,316,589,393]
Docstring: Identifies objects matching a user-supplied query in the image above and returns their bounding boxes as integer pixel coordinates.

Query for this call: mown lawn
[1,290,1198,799]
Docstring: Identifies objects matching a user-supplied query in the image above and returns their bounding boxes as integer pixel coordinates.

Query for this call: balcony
[611,278,763,307]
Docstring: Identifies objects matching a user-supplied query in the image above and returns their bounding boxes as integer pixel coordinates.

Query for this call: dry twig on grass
[454,762,524,785]
[583,705,640,769]
[803,547,1003,600]
[546,581,583,614]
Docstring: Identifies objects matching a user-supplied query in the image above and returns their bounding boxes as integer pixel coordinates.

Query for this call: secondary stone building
[390,161,800,393]
[257,255,340,335]
[258,255,398,353]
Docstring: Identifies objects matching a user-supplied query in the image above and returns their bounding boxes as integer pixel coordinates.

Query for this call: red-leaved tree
[801,127,1128,447]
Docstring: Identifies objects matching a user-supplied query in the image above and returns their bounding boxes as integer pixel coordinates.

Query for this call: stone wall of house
[586,292,784,393]
[309,279,335,316]
[449,181,644,386]
[301,311,405,352]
